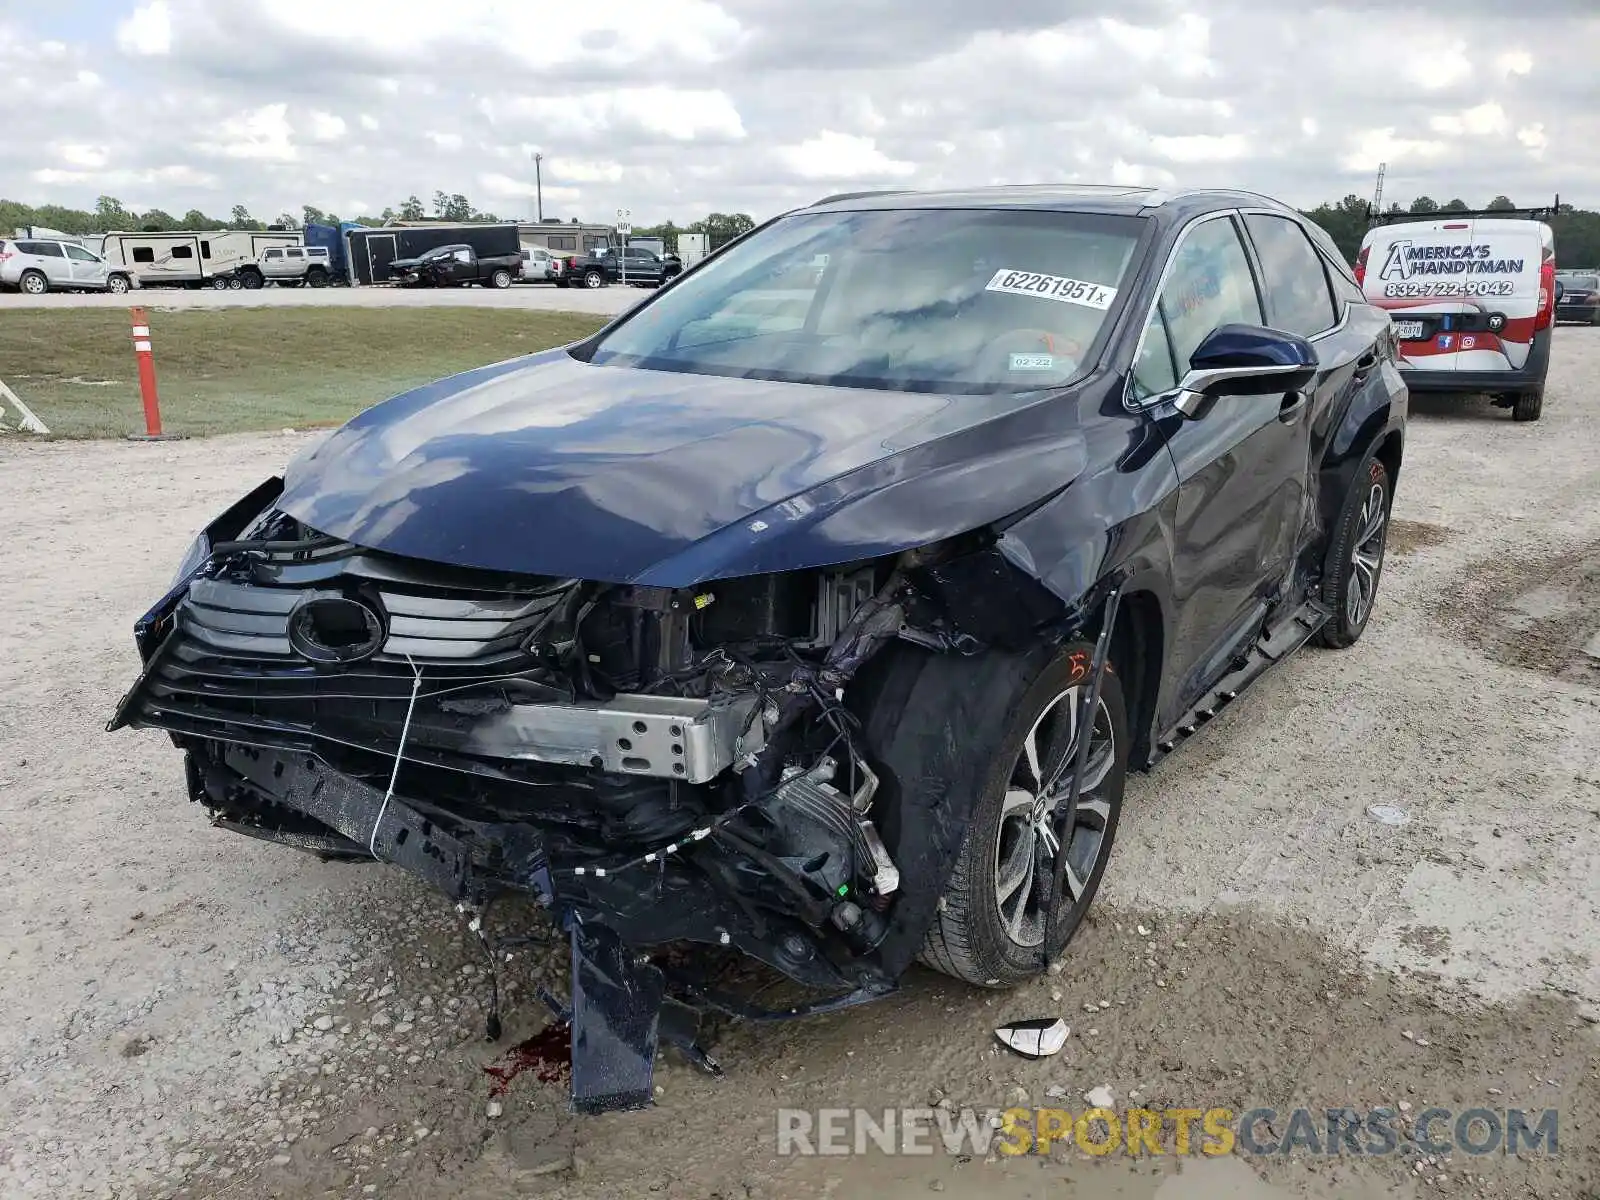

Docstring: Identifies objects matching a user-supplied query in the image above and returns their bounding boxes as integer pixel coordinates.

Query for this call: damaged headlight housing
[170,530,211,589]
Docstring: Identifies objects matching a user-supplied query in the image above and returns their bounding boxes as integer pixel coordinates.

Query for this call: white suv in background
[0,238,136,295]
[258,245,336,288]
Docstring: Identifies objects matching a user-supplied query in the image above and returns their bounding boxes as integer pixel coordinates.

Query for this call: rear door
[1132,212,1314,721]
[1363,219,1541,373]
[19,241,71,286]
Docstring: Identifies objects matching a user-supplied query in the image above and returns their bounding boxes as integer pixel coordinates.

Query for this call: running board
[1150,597,1331,765]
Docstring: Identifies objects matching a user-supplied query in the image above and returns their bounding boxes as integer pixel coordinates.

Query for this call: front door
[63,242,109,287]
[1131,213,1314,725]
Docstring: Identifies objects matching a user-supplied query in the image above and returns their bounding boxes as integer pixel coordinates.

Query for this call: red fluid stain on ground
[483,1024,572,1097]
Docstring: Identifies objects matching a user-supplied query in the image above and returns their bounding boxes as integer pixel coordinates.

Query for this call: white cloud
[116,1,172,56]
[1342,128,1449,172]
[57,143,108,169]
[777,131,916,180]
[358,114,379,131]
[1516,124,1548,156]
[1406,41,1472,89]
[426,131,464,151]
[1150,133,1250,163]
[308,111,346,141]
[201,103,298,162]
[481,88,746,142]
[1430,102,1509,137]
[1496,50,1533,77]
[1301,117,1319,137]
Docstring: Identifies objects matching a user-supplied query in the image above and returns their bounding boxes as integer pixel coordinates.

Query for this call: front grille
[126,535,579,761]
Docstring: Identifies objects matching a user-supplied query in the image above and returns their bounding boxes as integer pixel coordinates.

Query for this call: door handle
[1278,389,1309,424]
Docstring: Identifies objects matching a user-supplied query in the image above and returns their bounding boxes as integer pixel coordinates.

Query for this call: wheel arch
[1109,586,1165,772]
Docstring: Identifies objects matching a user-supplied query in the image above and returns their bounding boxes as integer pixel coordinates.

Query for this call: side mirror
[1173,324,1318,418]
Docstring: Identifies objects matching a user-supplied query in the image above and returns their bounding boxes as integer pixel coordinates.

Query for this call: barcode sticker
[985,269,1117,310]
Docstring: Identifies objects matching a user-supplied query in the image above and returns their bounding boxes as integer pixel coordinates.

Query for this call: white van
[1356,213,1555,421]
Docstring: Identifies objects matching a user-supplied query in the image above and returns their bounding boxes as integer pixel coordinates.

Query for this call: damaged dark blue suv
[112,185,1406,1111]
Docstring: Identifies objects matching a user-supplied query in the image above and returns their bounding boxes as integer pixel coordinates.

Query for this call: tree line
[3,191,1593,266]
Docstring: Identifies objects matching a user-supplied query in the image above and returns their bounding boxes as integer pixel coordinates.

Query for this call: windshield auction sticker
[986,269,1117,310]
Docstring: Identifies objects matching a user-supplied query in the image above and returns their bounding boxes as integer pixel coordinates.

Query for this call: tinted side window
[1160,216,1265,375]
[1244,214,1337,337]
[171,245,194,259]
[132,247,156,263]
[286,248,304,259]
[550,235,576,250]
[201,241,212,258]
[26,242,65,258]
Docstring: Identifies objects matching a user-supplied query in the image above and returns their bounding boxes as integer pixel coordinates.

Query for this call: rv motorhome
[100,230,302,289]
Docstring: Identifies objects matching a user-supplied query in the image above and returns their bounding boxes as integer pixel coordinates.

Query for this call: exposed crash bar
[463,693,765,784]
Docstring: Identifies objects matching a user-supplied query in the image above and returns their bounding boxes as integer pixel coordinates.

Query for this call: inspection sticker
[985,269,1117,310]
[1008,353,1058,372]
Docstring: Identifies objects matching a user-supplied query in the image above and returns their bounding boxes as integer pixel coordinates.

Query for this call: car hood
[276,350,1091,585]
[388,257,429,270]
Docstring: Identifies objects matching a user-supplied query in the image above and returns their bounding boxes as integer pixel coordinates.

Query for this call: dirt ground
[2,333,1598,1199]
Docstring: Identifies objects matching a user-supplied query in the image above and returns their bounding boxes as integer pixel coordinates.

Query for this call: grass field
[0,308,608,438]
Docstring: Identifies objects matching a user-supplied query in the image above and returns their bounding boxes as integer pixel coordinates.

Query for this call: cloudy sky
[3,0,1596,225]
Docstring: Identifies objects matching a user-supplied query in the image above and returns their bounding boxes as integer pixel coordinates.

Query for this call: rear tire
[212,276,231,291]
[1512,390,1544,422]
[584,270,605,289]
[1317,456,1392,648]
[914,645,1127,987]
[19,270,48,295]
[490,269,513,289]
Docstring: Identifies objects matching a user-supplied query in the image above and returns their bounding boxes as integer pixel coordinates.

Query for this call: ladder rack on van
[1367,195,1561,227]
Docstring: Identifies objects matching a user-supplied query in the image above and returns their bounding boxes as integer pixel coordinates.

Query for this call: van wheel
[19,270,48,295]
[1513,390,1543,422]
[107,274,131,295]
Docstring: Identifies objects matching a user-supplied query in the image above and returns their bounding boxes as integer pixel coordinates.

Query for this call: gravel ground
[0,282,640,317]
[2,333,1598,1199]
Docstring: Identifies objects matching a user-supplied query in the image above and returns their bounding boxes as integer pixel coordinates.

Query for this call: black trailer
[347,224,522,285]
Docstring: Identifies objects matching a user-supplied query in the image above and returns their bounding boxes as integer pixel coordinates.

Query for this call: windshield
[582,208,1146,393]
[420,246,459,261]
[1559,274,1598,289]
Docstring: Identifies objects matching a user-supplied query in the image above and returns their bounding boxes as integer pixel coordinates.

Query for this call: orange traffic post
[125,306,183,441]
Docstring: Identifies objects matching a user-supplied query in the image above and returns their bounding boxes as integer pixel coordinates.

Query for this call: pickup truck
[558,245,682,289]
[390,244,521,288]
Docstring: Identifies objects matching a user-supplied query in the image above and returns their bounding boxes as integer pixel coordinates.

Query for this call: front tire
[917,646,1127,986]
[1317,456,1391,648]
[106,274,131,295]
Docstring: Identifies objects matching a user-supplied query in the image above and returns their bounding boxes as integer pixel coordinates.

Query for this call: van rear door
[1362,218,1542,373]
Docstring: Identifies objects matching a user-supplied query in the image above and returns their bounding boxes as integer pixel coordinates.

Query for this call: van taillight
[1353,246,1370,288]
[1535,250,1556,331]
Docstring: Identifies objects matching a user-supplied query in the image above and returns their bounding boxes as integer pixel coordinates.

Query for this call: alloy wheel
[1347,479,1388,627]
[993,686,1115,948]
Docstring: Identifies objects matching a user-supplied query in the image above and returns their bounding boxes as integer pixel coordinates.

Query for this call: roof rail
[808,189,913,206]
[1367,194,1561,227]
